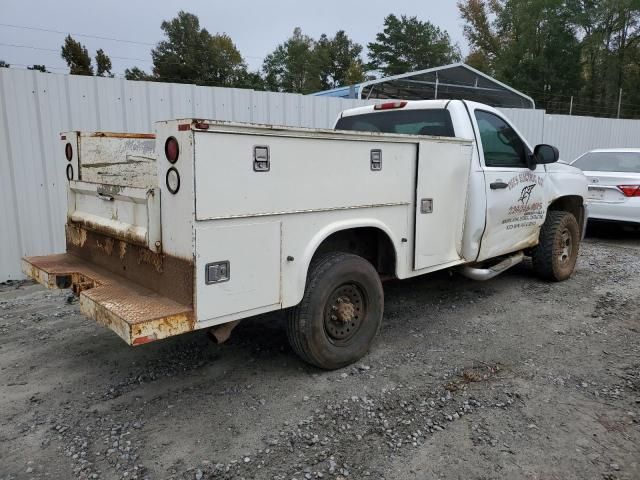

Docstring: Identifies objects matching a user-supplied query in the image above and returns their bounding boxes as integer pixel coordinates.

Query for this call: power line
[0,22,265,60]
[0,42,153,63]
[0,22,155,46]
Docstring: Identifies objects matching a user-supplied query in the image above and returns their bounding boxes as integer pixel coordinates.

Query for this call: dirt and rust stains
[96,237,115,256]
[84,157,153,169]
[66,227,194,306]
[66,223,87,248]
[131,311,195,342]
[97,184,124,196]
[137,248,164,273]
[70,217,146,247]
[89,132,155,139]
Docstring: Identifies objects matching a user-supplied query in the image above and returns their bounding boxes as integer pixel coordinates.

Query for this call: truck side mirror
[533,144,559,165]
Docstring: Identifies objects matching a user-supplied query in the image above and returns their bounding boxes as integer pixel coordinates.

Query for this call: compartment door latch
[253,146,270,172]
[370,149,382,171]
[420,198,433,214]
[205,261,230,284]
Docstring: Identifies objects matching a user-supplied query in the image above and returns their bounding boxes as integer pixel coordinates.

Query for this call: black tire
[287,252,384,370]
[532,211,580,281]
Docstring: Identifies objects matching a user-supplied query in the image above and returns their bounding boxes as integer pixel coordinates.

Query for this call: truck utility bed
[24,117,475,348]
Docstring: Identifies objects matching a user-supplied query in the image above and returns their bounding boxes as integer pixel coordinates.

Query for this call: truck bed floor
[22,254,194,345]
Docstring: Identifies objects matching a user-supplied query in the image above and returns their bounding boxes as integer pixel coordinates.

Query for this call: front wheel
[286,252,383,370]
[532,211,580,281]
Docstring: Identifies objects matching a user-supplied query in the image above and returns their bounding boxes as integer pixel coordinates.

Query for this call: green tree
[263,28,365,93]
[570,0,640,116]
[367,14,462,76]
[0,60,9,68]
[95,49,113,77]
[61,35,93,75]
[124,66,153,81]
[150,11,248,86]
[459,0,582,112]
[263,27,321,93]
[28,64,48,72]
[235,70,266,90]
[316,30,365,89]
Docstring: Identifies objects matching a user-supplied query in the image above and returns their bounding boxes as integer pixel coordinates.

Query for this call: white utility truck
[23,100,588,369]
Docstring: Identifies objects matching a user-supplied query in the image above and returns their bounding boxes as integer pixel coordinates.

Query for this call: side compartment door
[195,221,281,323]
[414,141,473,270]
[473,109,547,261]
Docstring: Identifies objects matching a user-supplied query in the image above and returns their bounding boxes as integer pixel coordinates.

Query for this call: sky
[0,0,468,76]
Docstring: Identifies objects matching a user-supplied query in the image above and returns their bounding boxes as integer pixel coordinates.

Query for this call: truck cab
[22,100,588,369]
[336,99,588,266]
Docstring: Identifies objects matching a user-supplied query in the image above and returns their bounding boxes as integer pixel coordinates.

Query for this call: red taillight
[65,142,73,161]
[618,185,640,197]
[374,101,408,111]
[165,137,179,164]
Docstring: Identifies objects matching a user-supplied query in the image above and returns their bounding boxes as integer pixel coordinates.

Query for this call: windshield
[335,109,454,137]
[573,151,640,173]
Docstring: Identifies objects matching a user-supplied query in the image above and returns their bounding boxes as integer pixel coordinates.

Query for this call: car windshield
[335,109,455,137]
[573,151,640,173]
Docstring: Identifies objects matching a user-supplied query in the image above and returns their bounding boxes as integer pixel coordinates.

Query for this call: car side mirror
[533,144,559,165]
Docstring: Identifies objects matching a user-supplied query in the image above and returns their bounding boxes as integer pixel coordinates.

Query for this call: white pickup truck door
[472,108,547,261]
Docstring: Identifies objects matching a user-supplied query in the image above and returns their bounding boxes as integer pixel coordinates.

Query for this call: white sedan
[571,149,640,226]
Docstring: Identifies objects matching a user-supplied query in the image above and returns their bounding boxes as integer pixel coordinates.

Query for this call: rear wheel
[287,252,383,370]
[532,211,580,281]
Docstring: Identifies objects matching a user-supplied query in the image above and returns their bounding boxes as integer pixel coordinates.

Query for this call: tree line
[0,11,463,94]
[122,11,462,93]
[1,4,638,118]
[459,0,640,118]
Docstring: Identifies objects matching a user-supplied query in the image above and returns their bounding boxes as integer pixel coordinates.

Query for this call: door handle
[490,181,508,190]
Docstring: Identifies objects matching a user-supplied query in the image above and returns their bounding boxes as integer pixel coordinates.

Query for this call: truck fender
[293,219,400,306]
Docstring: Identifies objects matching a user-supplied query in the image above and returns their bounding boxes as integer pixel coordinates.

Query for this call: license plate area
[587,186,606,201]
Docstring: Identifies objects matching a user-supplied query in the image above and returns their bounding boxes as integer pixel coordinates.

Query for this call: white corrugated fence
[1,68,639,280]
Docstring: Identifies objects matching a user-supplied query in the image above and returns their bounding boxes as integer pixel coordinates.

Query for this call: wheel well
[548,195,585,229]
[311,227,396,276]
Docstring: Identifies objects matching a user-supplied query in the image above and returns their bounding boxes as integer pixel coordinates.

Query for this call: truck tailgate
[68,181,161,249]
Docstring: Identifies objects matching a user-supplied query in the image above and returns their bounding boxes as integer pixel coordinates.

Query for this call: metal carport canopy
[312,62,535,109]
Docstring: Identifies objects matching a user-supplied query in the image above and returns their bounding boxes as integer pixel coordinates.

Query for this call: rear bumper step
[22,254,194,345]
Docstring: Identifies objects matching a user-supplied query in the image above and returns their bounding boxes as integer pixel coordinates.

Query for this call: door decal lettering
[507,171,545,190]
[518,184,536,205]
[500,174,545,230]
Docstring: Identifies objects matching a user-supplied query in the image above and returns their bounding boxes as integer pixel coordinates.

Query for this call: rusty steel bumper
[22,253,194,346]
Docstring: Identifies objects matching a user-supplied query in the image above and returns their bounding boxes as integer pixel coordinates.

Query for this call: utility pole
[434,73,439,100]
[569,96,573,116]
[617,88,622,118]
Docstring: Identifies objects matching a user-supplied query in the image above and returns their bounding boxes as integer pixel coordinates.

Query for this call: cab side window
[475,110,528,168]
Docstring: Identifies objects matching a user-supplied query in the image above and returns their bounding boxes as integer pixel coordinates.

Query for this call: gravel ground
[1,226,639,480]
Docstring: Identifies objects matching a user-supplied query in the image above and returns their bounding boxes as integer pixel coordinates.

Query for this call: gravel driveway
[1,228,639,480]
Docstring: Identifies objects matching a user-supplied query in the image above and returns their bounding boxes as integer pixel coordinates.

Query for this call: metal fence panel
[1,68,639,280]
[543,114,640,162]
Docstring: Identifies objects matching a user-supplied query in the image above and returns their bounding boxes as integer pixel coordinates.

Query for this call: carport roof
[312,62,535,109]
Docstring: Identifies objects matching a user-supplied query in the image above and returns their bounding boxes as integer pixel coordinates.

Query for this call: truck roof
[338,99,504,120]
[339,99,452,118]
